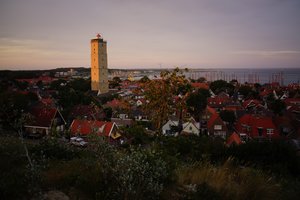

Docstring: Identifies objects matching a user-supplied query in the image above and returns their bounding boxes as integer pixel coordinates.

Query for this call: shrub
[226,141,300,177]
[113,148,168,200]
[0,136,41,199]
[30,138,80,161]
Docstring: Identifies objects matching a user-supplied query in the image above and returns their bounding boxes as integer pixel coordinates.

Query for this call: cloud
[231,50,300,57]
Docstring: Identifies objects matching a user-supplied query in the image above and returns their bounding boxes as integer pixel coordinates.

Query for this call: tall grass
[176,158,280,200]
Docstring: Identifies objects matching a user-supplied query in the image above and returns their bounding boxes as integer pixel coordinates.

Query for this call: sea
[183,68,300,86]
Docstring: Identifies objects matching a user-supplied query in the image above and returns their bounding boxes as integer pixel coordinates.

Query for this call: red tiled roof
[226,132,242,146]
[284,98,300,106]
[287,105,300,113]
[206,106,217,115]
[235,114,279,139]
[224,105,244,111]
[207,113,221,128]
[259,89,272,97]
[208,96,233,107]
[28,107,57,127]
[70,119,115,137]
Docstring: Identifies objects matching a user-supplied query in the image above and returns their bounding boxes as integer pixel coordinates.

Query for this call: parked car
[70,137,88,147]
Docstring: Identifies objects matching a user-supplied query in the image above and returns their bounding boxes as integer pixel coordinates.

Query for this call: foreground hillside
[1,133,300,200]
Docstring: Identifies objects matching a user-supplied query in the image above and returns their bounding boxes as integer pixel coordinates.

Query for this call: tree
[103,107,112,120]
[254,83,261,91]
[123,125,151,145]
[186,89,210,121]
[49,79,67,90]
[68,78,90,92]
[269,99,286,115]
[109,76,122,88]
[143,68,188,132]
[177,83,192,95]
[219,110,236,129]
[197,77,207,83]
[238,85,253,97]
[0,91,38,130]
[210,80,234,95]
[139,76,150,83]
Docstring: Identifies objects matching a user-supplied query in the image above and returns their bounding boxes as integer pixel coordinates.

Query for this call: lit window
[214,125,222,130]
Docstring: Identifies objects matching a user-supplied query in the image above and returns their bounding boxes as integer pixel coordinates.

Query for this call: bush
[226,141,300,177]
[30,138,80,161]
[155,135,225,162]
[113,148,168,200]
[0,137,41,199]
[123,125,152,145]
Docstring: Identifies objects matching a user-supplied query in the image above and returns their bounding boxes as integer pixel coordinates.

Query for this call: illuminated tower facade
[91,34,109,93]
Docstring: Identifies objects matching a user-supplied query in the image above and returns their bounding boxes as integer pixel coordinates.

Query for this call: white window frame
[267,129,274,135]
[214,125,222,130]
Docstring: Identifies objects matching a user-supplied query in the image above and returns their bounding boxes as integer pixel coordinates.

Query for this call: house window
[267,129,274,135]
[257,127,263,136]
[214,131,226,138]
[214,125,222,130]
[189,126,192,130]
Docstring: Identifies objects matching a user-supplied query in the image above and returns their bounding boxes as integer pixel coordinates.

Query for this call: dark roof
[69,104,101,119]
[28,107,57,127]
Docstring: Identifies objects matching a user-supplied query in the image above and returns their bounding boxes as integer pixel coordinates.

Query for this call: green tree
[210,80,234,95]
[103,107,112,120]
[0,91,38,130]
[49,79,67,90]
[197,77,207,83]
[123,125,151,145]
[219,110,236,128]
[68,78,90,92]
[139,75,150,83]
[254,83,261,91]
[109,76,122,88]
[186,89,210,121]
[238,85,253,97]
[269,99,286,115]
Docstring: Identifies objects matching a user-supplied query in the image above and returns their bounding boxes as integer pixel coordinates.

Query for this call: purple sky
[0,0,299,70]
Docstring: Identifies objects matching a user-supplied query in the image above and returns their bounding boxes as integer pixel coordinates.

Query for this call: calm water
[184,68,300,85]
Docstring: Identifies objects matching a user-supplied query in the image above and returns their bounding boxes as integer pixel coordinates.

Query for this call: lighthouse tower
[91,34,109,93]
